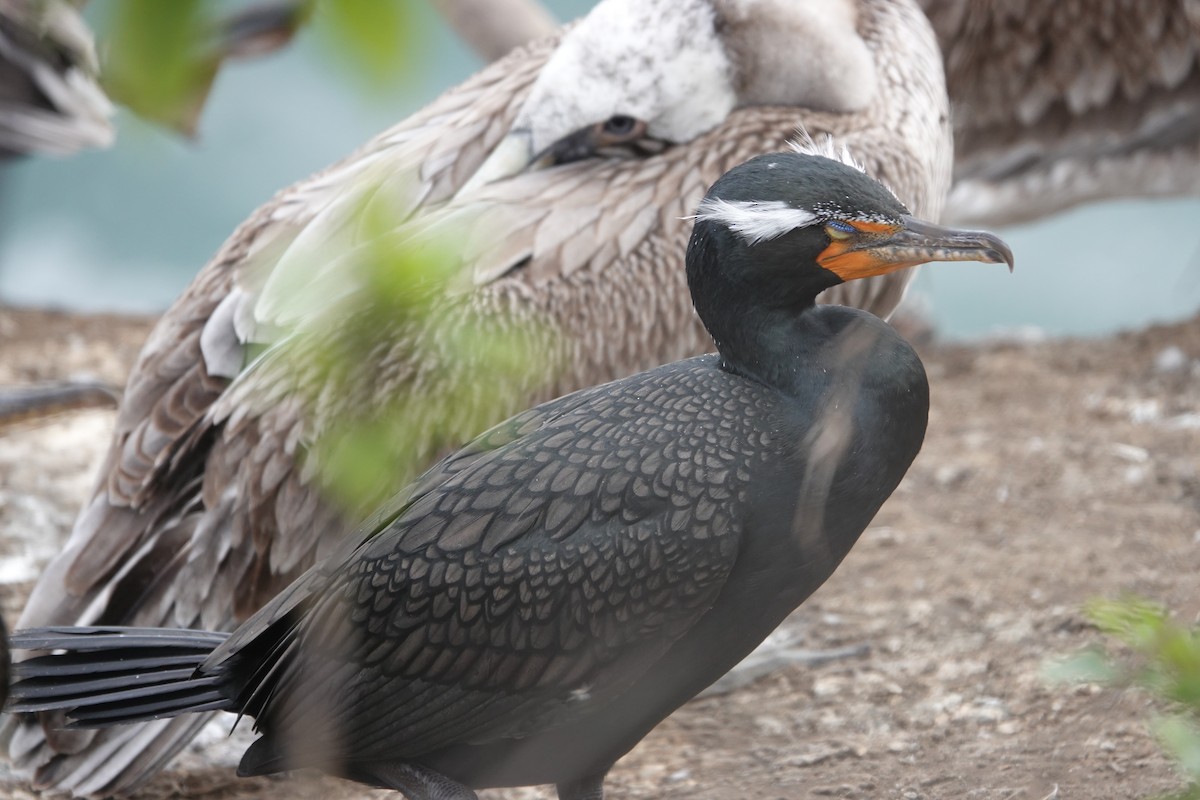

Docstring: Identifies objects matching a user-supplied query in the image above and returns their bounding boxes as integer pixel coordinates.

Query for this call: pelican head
[461,0,878,193]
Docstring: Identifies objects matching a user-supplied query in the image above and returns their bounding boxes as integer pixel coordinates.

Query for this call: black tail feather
[14,664,210,703]
[18,650,218,677]
[11,626,228,651]
[7,626,235,727]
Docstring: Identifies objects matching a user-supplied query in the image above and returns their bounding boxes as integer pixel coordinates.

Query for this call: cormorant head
[461,0,879,192]
[685,142,1014,331]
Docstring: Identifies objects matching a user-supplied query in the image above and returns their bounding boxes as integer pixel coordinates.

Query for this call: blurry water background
[0,0,1197,340]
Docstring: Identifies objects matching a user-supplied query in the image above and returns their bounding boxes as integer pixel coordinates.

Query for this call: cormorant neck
[708,301,830,395]
[687,226,842,396]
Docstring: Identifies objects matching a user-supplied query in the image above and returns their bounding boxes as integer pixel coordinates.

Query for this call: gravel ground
[1,305,1198,799]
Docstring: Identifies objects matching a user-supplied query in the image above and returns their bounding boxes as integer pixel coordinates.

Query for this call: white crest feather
[787,127,901,203]
[692,198,817,245]
[786,128,867,173]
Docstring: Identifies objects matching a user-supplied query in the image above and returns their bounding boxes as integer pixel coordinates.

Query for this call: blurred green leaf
[1157,715,1200,779]
[1087,596,1169,650]
[252,174,561,517]
[315,0,418,90]
[1042,648,1120,685]
[319,418,404,517]
[93,0,416,133]
[1049,595,1200,797]
[99,0,215,134]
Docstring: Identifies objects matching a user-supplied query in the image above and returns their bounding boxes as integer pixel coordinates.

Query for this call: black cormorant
[8,150,1012,800]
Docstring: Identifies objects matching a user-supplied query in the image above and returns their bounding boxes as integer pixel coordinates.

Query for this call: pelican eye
[825,220,856,240]
[602,115,638,136]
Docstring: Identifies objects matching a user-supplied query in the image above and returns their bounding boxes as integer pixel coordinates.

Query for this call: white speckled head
[461,0,879,194]
[515,0,738,154]
[715,0,876,111]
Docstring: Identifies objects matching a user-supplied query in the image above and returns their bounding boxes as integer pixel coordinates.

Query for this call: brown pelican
[9,0,951,793]
[7,0,1198,795]
[436,0,1200,226]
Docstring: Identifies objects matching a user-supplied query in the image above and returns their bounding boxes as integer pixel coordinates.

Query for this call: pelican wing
[7,37,556,799]
[921,0,1200,225]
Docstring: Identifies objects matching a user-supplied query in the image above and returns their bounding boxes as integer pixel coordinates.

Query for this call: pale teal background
[1,0,1197,340]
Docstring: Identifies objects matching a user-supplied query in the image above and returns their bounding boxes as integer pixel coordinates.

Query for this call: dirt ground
[1,304,1198,800]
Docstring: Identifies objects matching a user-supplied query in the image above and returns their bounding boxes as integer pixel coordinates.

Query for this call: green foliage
[1046,596,1200,797]
[89,0,545,524]
[1041,647,1120,686]
[255,182,561,517]
[313,0,420,90]
[93,0,416,133]
[98,0,213,133]
[1158,717,1200,789]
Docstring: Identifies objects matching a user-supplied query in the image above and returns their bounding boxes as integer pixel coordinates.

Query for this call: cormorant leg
[556,768,609,800]
[344,762,478,800]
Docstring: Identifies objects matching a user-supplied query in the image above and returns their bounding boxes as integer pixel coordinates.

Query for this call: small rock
[1130,399,1161,424]
[867,526,904,546]
[754,715,788,736]
[812,676,847,698]
[1166,413,1200,430]
[934,464,970,488]
[1111,443,1149,463]
[1154,345,1188,373]
[952,696,1009,724]
[777,743,855,767]
[930,693,964,714]
[906,599,934,623]
[935,659,988,681]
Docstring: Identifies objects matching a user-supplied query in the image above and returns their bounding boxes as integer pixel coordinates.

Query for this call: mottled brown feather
[921,0,1200,224]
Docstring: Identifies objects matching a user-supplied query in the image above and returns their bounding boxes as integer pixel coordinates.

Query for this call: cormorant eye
[825,220,856,240]
[602,115,638,136]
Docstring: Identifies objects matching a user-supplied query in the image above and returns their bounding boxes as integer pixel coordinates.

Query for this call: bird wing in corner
[0,0,114,158]
[6,35,558,799]
[921,0,1200,226]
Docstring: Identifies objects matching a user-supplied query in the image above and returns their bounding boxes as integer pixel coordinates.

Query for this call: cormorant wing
[209,369,744,769]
